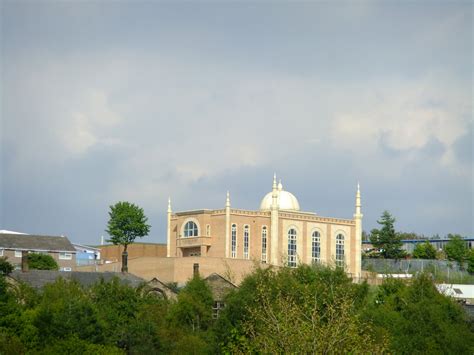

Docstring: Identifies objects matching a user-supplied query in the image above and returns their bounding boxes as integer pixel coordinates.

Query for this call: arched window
[288,228,297,267]
[243,225,250,259]
[312,231,321,264]
[184,221,198,237]
[231,224,237,258]
[261,226,267,263]
[336,233,344,267]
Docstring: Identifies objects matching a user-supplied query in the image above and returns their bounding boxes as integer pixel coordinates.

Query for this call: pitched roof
[0,233,76,252]
[10,270,145,289]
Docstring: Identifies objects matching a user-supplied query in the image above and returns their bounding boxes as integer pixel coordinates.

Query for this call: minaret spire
[353,183,363,278]
[226,191,230,207]
[166,197,172,257]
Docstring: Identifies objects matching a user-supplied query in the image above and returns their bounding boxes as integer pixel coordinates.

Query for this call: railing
[177,236,212,248]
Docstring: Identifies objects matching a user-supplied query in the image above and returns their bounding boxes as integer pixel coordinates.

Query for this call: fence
[362,258,474,284]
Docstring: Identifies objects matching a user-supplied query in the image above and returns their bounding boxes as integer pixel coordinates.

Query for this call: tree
[412,241,437,259]
[28,253,59,270]
[219,265,384,354]
[366,273,474,353]
[444,234,467,266]
[0,257,14,275]
[106,201,150,272]
[466,249,474,274]
[370,211,404,259]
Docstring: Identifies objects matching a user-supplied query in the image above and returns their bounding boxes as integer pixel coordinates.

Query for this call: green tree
[466,249,474,274]
[27,253,58,270]
[219,265,384,353]
[412,241,437,259]
[370,211,404,259]
[444,234,467,266]
[0,257,14,275]
[365,273,474,353]
[106,201,151,272]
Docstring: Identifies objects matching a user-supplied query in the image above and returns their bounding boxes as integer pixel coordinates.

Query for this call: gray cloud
[1,1,472,244]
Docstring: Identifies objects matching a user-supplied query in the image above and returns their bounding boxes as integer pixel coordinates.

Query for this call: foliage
[168,275,214,332]
[467,249,474,275]
[365,273,474,353]
[0,257,14,275]
[0,264,472,353]
[370,211,405,259]
[27,253,59,270]
[412,241,437,259]
[218,265,384,353]
[444,234,468,265]
[106,201,151,251]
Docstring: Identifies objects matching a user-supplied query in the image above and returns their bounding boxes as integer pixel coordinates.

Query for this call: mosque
[166,175,363,277]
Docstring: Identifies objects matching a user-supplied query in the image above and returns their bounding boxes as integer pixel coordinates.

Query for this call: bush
[27,253,58,270]
[0,257,14,275]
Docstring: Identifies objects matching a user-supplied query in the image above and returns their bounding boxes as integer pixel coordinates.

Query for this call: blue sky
[1,1,472,245]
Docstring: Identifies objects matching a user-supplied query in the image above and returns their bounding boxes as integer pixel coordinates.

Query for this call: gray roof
[0,233,76,252]
[10,270,146,289]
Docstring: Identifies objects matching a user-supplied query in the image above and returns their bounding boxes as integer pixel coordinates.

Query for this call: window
[243,225,250,259]
[59,252,73,260]
[206,224,211,237]
[212,301,225,319]
[288,228,297,267]
[15,251,22,258]
[261,226,267,263]
[183,221,199,237]
[312,231,321,264]
[336,233,345,267]
[231,224,237,258]
[61,267,72,272]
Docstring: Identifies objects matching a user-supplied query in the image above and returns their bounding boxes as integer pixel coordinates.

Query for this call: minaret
[353,183,363,277]
[167,197,172,257]
[270,174,279,265]
[225,191,231,258]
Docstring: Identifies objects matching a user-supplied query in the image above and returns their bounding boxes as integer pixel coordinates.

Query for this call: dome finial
[278,179,283,191]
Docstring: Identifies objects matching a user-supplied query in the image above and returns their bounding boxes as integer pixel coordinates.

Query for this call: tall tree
[444,234,468,266]
[370,211,404,259]
[412,241,437,259]
[106,201,151,272]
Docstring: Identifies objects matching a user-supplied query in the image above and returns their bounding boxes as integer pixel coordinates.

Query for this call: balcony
[177,236,212,248]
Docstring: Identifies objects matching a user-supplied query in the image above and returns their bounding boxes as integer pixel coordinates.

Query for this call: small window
[243,225,250,259]
[312,231,321,264]
[231,224,237,258]
[212,301,225,319]
[15,251,22,258]
[336,233,345,267]
[59,252,73,260]
[206,224,211,237]
[61,267,72,272]
[261,226,267,263]
[183,221,199,237]
[288,228,297,267]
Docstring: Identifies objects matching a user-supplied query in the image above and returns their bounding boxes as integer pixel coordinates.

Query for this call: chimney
[21,251,29,272]
[193,263,199,277]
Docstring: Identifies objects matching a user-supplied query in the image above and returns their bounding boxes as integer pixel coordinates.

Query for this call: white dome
[259,189,300,211]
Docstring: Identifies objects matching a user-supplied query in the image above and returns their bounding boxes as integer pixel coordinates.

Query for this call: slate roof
[10,270,146,289]
[0,233,76,253]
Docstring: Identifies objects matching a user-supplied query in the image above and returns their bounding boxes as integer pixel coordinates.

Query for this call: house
[204,273,238,318]
[73,243,101,266]
[0,233,76,271]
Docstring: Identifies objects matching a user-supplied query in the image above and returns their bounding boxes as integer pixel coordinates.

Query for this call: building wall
[0,249,76,270]
[77,256,264,285]
[100,243,167,261]
[169,208,359,276]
